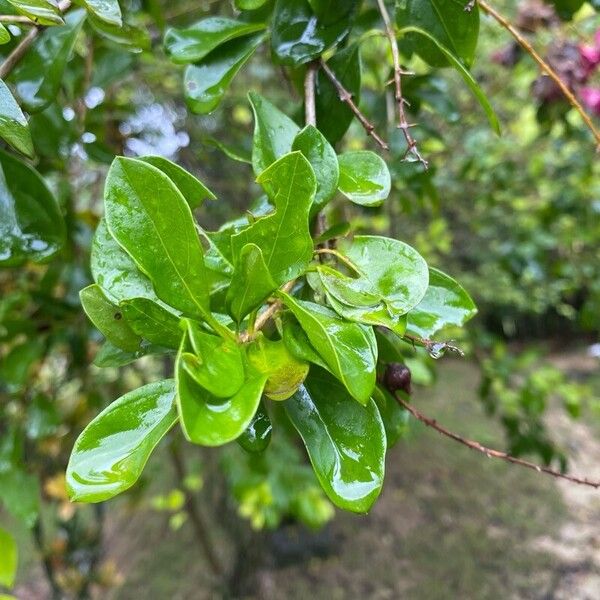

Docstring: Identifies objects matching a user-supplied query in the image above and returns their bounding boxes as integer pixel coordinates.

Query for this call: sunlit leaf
[0,79,34,157]
[337,151,391,207]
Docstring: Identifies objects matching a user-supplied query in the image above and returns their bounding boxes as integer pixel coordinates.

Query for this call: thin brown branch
[319,58,389,151]
[477,0,600,148]
[304,61,318,127]
[239,280,295,344]
[395,393,600,489]
[0,0,71,80]
[401,333,465,357]
[376,0,428,167]
[0,15,36,24]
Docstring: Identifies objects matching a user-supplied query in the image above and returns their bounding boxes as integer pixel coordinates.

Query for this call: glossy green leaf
[279,293,377,405]
[0,24,10,44]
[91,218,161,304]
[318,236,429,332]
[292,125,339,215]
[10,10,86,112]
[235,0,269,7]
[182,322,245,398]
[138,155,216,210]
[184,32,265,115]
[407,267,477,338]
[120,298,182,349]
[165,17,265,64]
[0,528,17,589]
[176,351,267,446]
[237,400,272,453]
[247,334,310,400]
[372,387,410,448]
[285,368,386,513]
[93,340,170,368]
[104,157,210,319]
[88,15,150,52]
[6,0,63,26]
[226,243,277,323]
[74,0,121,25]
[80,284,142,352]
[249,91,300,175]
[0,79,34,157]
[0,149,65,266]
[67,380,178,503]
[398,26,500,134]
[199,228,234,296]
[396,0,480,68]
[282,317,329,371]
[271,0,359,66]
[232,152,316,286]
[316,44,361,144]
[337,151,391,207]
[0,468,40,527]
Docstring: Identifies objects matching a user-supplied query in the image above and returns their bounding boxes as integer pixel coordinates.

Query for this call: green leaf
[317,236,429,332]
[247,333,310,400]
[249,91,300,175]
[407,267,477,338]
[237,400,272,453]
[235,0,269,7]
[180,322,245,398]
[199,228,234,296]
[165,17,265,64]
[91,218,161,304]
[10,10,86,112]
[176,348,267,446]
[337,151,391,207]
[398,26,500,134]
[0,527,17,589]
[285,368,386,513]
[88,15,150,52]
[104,157,211,320]
[279,293,377,405]
[74,0,121,25]
[0,149,65,266]
[0,468,40,527]
[292,125,339,215]
[66,380,178,503]
[120,298,182,349]
[6,0,63,26]
[271,0,360,66]
[0,79,34,157]
[0,24,11,45]
[80,284,142,352]
[226,243,277,323]
[372,387,410,448]
[316,44,361,144]
[138,155,216,210]
[93,340,170,368]
[282,317,329,371]
[184,32,265,115]
[0,339,44,389]
[396,0,479,68]
[231,152,316,286]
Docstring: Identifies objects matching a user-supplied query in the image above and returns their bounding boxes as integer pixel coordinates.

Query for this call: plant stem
[320,58,389,150]
[169,439,224,577]
[0,15,36,24]
[477,0,600,148]
[394,392,600,489]
[304,61,319,127]
[0,0,71,79]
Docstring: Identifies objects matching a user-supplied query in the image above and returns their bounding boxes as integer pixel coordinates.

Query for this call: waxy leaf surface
[372,387,410,448]
[285,368,386,513]
[249,91,300,175]
[11,10,86,112]
[75,0,122,25]
[0,149,65,266]
[292,125,339,215]
[165,17,265,64]
[279,293,377,405]
[104,157,210,318]
[184,33,265,115]
[0,527,17,588]
[7,0,63,26]
[337,151,391,207]
[232,152,316,286]
[120,298,182,349]
[0,79,34,157]
[80,284,142,352]
[67,380,178,502]
[407,267,477,338]
[237,400,272,453]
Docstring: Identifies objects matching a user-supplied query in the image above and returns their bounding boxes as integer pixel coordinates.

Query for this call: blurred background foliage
[0,0,599,597]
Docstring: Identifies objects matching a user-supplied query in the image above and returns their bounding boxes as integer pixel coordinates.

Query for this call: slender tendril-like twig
[0,0,72,79]
[475,0,600,148]
[376,0,428,166]
[394,392,600,489]
[320,58,389,150]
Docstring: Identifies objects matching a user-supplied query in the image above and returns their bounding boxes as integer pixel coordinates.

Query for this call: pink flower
[580,87,600,116]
